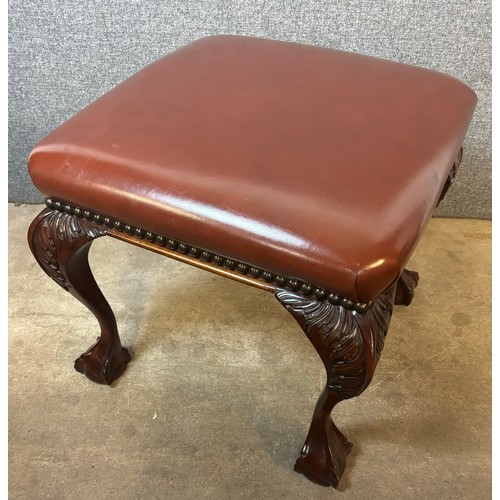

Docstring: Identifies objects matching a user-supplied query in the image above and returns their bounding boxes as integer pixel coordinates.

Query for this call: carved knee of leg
[276,285,396,400]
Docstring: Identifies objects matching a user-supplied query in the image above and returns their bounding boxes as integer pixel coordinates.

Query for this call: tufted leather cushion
[28,35,476,302]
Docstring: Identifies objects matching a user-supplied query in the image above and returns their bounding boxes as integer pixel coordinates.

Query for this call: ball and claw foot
[294,419,353,488]
[74,337,131,385]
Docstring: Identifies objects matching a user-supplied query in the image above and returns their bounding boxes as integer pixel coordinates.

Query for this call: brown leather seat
[28,35,476,303]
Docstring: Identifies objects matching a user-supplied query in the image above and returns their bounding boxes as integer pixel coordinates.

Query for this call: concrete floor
[9,204,491,499]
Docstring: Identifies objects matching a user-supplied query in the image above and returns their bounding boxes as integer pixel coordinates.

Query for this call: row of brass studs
[46,198,373,313]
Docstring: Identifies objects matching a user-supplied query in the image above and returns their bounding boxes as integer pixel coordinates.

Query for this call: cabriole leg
[28,207,130,385]
[276,286,395,487]
[395,269,419,306]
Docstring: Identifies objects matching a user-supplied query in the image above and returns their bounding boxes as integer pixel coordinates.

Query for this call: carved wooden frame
[275,284,398,486]
[28,208,131,384]
[28,200,420,488]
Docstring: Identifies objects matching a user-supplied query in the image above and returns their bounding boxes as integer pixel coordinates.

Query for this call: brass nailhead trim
[45,198,373,313]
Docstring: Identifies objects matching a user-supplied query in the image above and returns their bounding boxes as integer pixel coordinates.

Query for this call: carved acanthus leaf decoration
[275,285,395,399]
[30,210,107,291]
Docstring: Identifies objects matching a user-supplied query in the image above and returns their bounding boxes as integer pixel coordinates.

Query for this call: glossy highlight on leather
[28,35,477,302]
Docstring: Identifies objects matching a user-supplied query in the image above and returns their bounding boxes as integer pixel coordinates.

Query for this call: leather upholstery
[28,35,477,303]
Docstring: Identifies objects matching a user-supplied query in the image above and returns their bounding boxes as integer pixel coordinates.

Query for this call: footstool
[27,35,476,488]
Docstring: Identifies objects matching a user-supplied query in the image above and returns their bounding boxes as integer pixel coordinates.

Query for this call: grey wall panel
[9,0,491,218]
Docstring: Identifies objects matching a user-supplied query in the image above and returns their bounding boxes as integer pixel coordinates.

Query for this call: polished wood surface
[109,229,276,293]
[24,35,474,489]
[275,284,396,487]
[28,208,130,384]
[395,269,420,306]
[28,204,422,487]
